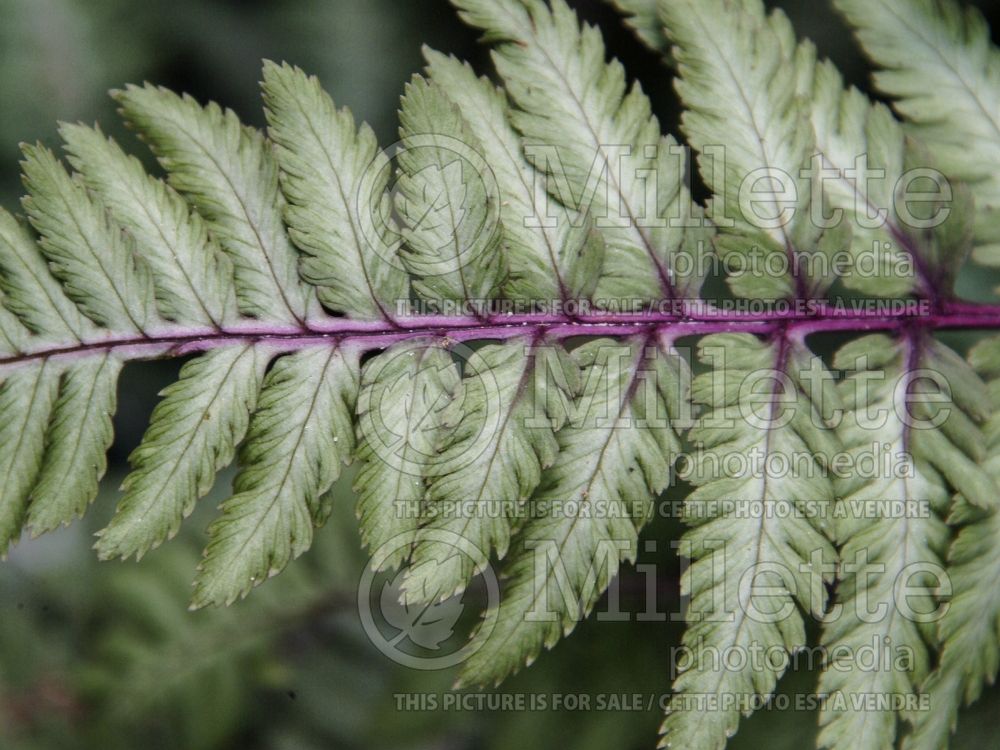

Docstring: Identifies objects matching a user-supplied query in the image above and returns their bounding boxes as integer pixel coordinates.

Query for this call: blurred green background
[2,1,1000,749]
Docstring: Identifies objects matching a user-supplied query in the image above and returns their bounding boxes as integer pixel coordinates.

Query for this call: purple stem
[4,300,1000,366]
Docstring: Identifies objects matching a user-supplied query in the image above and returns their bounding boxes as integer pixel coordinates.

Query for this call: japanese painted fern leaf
[0,1,1000,749]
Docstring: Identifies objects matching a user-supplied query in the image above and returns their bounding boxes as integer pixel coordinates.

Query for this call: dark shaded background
[1,2,999,749]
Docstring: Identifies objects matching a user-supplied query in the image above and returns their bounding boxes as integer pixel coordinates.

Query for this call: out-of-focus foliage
[3,476,999,750]
[0,475,664,750]
[0,0,483,205]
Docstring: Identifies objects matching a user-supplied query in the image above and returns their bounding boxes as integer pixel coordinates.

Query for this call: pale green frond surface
[608,0,669,52]
[60,122,239,329]
[817,333,978,750]
[354,339,461,572]
[457,337,684,687]
[115,84,320,325]
[192,345,359,608]
[0,295,30,356]
[20,144,160,334]
[0,207,96,343]
[0,360,60,553]
[396,74,507,306]
[96,345,270,561]
[26,353,122,535]
[806,58,917,298]
[262,60,410,321]
[452,0,710,302]
[834,0,1000,257]
[423,48,605,305]
[403,339,579,604]
[660,0,825,300]
[661,333,839,750]
[903,337,1000,750]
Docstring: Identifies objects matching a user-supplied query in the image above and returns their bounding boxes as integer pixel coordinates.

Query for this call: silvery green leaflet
[0,0,999,748]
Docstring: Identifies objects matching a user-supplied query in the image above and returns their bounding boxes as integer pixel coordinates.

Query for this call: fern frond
[609,0,669,52]
[60,122,239,328]
[817,332,992,750]
[423,48,605,304]
[0,208,96,341]
[805,58,917,298]
[457,336,684,687]
[21,143,160,333]
[0,5,1000,747]
[96,345,268,560]
[261,60,409,321]
[660,0,824,300]
[833,0,1000,264]
[115,84,321,324]
[452,0,710,302]
[0,207,123,537]
[903,337,1000,750]
[403,338,578,604]
[354,339,461,572]
[191,345,359,607]
[25,353,121,535]
[0,292,29,355]
[396,75,507,305]
[661,332,838,750]
[0,361,60,550]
